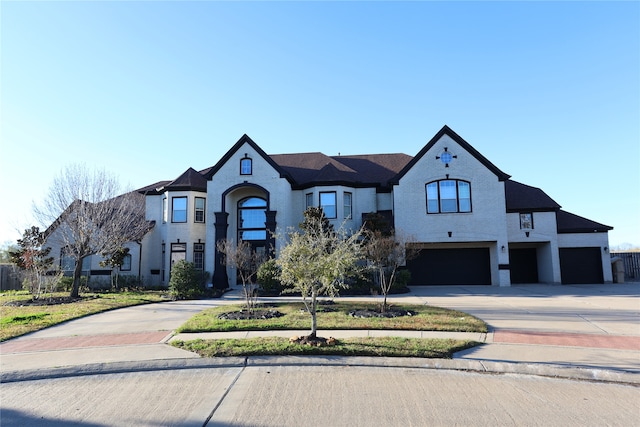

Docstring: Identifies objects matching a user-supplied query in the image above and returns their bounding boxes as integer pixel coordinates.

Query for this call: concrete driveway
[1,283,639,426]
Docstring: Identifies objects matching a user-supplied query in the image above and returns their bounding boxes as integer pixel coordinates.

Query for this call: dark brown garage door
[407,248,491,285]
[559,247,604,284]
[509,248,539,284]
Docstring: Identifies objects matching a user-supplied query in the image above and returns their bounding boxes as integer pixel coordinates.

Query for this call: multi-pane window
[238,197,267,242]
[193,243,204,270]
[305,193,314,209]
[195,197,206,223]
[319,192,337,219]
[120,254,132,271]
[240,158,252,175]
[343,192,352,220]
[426,180,472,214]
[520,213,533,229]
[172,197,187,222]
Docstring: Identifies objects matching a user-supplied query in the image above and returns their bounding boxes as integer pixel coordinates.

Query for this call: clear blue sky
[1,1,638,248]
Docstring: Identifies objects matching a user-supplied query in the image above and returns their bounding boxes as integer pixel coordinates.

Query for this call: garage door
[509,248,538,284]
[407,248,491,285]
[559,247,604,284]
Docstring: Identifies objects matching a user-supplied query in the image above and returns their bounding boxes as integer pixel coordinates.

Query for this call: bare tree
[363,229,419,313]
[277,209,364,339]
[34,164,149,298]
[216,238,265,312]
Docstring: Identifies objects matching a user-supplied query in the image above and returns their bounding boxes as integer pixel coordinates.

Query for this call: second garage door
[407,248,491,285]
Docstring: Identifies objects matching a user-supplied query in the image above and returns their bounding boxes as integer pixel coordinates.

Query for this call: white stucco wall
[393,133,510,285]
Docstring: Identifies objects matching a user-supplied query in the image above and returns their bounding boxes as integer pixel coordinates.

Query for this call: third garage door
[407,248,491,285]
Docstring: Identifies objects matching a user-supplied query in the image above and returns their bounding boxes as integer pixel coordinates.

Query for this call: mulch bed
[348,308,415,318]
[3,296,84,307]
[217,309,285,320]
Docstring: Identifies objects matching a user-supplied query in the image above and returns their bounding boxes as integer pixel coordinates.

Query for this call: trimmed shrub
[169,260,204,300]
[257,259,283,295]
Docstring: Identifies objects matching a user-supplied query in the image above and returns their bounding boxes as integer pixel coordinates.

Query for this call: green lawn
[172,336,479,358]
[173,301,487,358]
[0,291,169,341]
[177,301,487,333]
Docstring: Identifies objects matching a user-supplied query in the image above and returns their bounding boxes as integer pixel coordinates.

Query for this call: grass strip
[177,302,487,334]
[172,336,479,358]
[0,291,168,341]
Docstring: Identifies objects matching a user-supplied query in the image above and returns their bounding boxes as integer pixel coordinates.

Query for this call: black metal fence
[611,252,640,282]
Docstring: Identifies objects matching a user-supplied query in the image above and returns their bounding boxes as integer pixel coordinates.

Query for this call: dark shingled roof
[556,210,613,233]
[505,180,561,212]
[136,180,171,195]
[270,153,412,189]
[164,167,208,192]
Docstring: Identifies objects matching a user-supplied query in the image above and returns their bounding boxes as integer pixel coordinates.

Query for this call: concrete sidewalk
[1,283,639,383]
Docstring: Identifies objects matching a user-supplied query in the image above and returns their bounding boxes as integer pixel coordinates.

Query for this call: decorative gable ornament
[436,147,457,168]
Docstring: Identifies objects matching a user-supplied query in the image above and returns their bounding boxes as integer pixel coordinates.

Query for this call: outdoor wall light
[603,247,608,252]
[525,231,530,237]
[501,245,506,253]
[448,231,453,238]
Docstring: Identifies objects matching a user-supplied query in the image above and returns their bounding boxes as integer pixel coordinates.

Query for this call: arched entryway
[212,184,276,289]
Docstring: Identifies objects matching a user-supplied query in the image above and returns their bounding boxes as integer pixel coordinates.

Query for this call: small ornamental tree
[9,226,60,300]
[216,239,265,312]
[99,247,130,290]
[168,260,203,300]
[277,208,364,339]
[363,229,419,312]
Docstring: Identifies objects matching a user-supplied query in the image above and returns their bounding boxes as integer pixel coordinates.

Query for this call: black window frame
[193,242,205,270]
[172,197,188,223]
[519,212,534,229]
[194,197,206,223]
[240,157,253,175]
[319,191,337,219]
[426,179,472,214]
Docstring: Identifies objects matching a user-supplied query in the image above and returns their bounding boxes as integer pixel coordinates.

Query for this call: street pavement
[1,283,639,426]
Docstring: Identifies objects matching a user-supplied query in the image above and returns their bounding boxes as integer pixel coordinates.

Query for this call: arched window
[426,180,472,213]
[238,197,267,242]
[240,157,252,175]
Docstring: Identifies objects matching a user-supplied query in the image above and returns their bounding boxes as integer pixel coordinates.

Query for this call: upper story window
[343,192,352,220]
[319,191,337,219]
[195,197,206,223]
[520,213,533,229]
[305,193,314,209]
[240,157,252,175]
[172,197,187,222]
[426,179,471,214]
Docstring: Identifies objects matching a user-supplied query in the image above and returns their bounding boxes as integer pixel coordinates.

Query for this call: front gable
[391,125,511,184]
[202,134,294,185]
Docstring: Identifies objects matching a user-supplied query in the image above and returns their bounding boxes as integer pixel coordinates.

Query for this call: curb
[2,355,638,386]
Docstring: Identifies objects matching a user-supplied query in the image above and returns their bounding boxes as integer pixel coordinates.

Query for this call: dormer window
[240,157,252,175]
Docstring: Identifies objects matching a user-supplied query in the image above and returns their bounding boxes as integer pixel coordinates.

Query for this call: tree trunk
[310,288,318,338]
[70,258,84,298]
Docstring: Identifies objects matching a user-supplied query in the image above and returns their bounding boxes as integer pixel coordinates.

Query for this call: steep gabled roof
[391,125,511,184]
[505,180,561,212]
[556,210,613,233]
[203,134,293,183]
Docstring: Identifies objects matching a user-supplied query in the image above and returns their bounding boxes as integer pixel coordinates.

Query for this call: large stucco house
[47,125,614,288]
